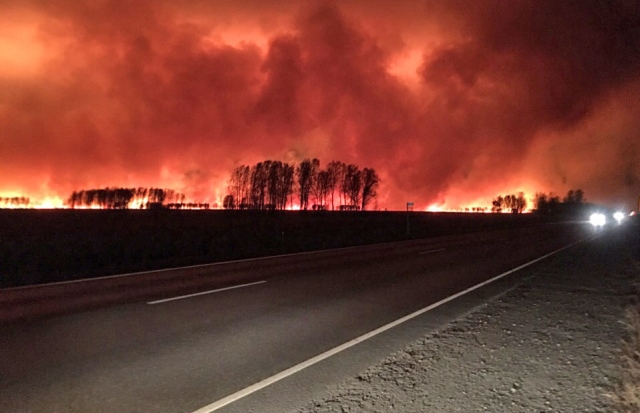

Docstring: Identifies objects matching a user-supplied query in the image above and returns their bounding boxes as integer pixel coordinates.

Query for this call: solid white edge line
[147,281,266,305]
[418,248,446,255]
[190,233,600,413]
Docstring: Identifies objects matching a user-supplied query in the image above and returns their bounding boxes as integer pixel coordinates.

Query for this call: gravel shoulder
[297,225,640,412]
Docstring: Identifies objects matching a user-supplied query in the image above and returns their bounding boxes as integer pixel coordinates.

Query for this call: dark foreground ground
[1,209,583,287]
[296,219,640,413]
[0,218,605,412]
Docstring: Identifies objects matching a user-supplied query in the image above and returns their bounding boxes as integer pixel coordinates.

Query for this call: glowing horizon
[0,186,537,212]
[1,1,639,211]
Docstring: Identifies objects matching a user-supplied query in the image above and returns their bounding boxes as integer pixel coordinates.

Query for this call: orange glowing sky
[0,0,639,210]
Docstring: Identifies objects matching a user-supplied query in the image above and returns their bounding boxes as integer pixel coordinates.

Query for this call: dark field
[0,209,572,288]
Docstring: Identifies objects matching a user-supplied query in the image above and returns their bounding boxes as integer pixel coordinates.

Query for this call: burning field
[1,1,639,211]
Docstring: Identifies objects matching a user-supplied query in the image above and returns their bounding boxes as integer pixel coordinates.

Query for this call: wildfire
[0,195,65,209]
[421,191,536,214]
[0,188,537,212]
[425,204,489,213]
[34,196,65,209]
[0,193,219,210]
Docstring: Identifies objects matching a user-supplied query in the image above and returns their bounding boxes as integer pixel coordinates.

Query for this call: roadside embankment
[297,223,640,412]
[0,209,573,288]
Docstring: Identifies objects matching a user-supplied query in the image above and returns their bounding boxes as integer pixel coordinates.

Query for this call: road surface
[0,222,597,413]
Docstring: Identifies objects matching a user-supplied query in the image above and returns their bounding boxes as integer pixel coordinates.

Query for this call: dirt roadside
[296,224,640,412]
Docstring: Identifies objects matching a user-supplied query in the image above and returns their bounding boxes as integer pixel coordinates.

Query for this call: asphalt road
[0,222,598,413]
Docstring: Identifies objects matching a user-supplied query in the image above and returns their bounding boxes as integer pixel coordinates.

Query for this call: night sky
[1,0,639,210]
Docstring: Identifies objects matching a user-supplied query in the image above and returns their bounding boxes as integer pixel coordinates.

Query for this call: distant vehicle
[589,213,606,227]
[613,211,625,224]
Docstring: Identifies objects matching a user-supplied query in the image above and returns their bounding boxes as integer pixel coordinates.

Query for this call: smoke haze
[1,0,639,210]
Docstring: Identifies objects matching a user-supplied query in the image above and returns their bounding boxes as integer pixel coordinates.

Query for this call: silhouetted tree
[515,192,527,213]
[535,189,586,214]
[65,187,196,209]
[250,162,269,209]
[225,158,381,212]
[492,196,504,212]
[491,193,526,213]
[0,197,30,208]
[228,165,250,209]
[326,161,345,210]
[277,162,295,210]
[534,192,548,212]
[296,158,319,210]
[539,192,557,213]
[313,170,331,208]
[548,193,561,211]
[504,194,514,211]
[68,191,80,208]
[266,161,281,208]
[223,195,235,209]
[361,168,380,211]
[113,188,134,209]
[563,189,585,204]
[344,164,362,208]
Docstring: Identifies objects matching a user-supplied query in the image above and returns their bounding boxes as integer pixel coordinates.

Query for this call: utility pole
[406,202,413,236]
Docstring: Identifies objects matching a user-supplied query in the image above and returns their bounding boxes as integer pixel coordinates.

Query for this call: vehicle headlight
[613,212,624,223]
[590,213,606,226]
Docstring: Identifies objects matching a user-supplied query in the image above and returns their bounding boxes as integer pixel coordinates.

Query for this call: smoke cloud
[1,0,638,209]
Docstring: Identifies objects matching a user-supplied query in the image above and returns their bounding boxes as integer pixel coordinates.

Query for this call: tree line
[533,189,586,214]
[490,189,587,214]
[66,187,210,209]
[491,192,528,213]
[0,197,31,208]
[224,159,380,211]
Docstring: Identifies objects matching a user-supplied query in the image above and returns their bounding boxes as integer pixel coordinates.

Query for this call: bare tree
[563,189,585,204]
[67,191,79,208]
[250,162,269,209]
[344,164,362,208]
[326,161,345,210]
[225,158,381,212]
[223,195,235,209]
[278,162,295,210]
[534,192,548,212]
[266,160,281,209]
[296,158,319,210]
[492,195,504,212]
[515,192,527,213]
[360,167,380,211]
[314,170,331,208]
[228,165,250,209]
